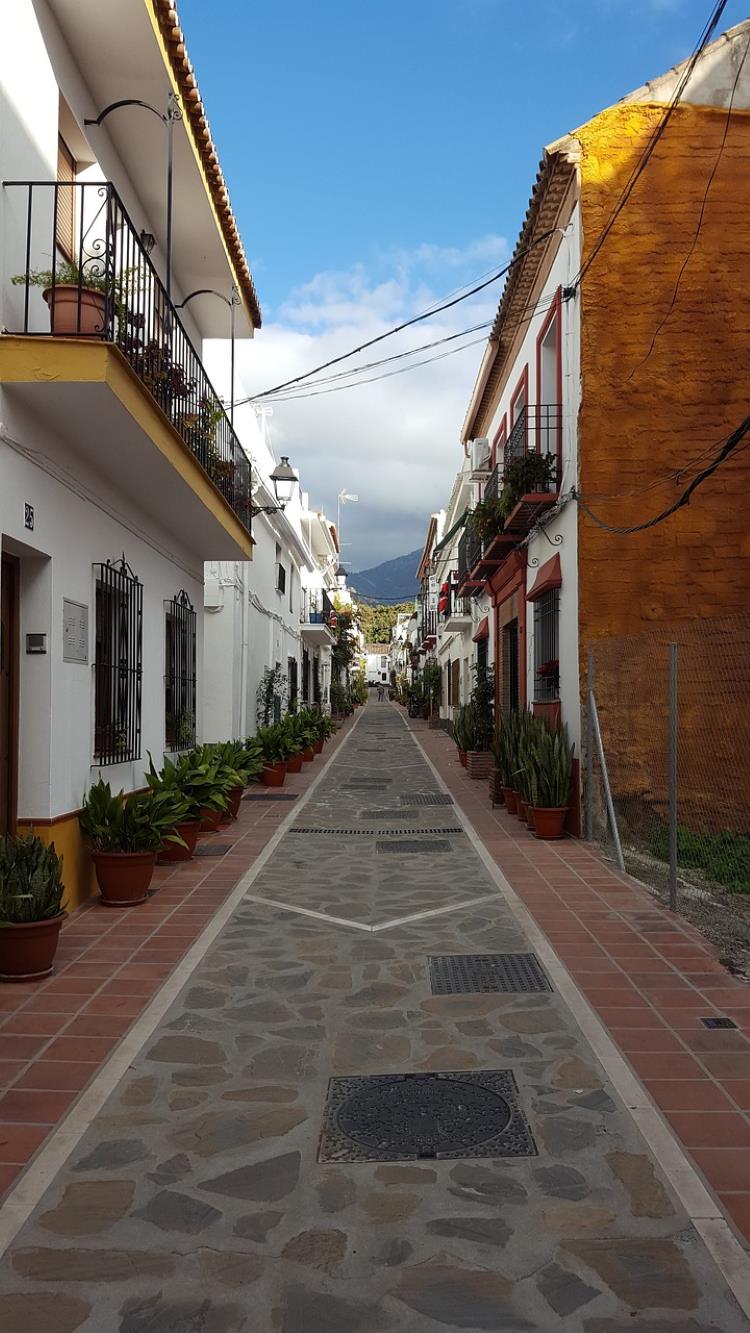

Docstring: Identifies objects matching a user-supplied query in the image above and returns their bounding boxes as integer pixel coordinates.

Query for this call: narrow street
[1,701,747,1331]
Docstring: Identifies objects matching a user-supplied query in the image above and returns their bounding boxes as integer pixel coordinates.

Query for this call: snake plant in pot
[257,723,294,786]
[80,780,190,905]
[0,834,66,980]
[529,722,574,839]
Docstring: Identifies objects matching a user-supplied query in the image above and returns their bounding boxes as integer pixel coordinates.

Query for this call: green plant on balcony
[499,452,556,518]
[467,498,506,543]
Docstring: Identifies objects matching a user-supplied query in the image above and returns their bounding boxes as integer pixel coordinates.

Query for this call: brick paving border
[408,709,750,1248]
[0,714,358,1201]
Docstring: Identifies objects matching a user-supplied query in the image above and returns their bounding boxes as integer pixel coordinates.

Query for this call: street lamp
[249,456,297,519]
[175,285,241,429]
[335,564,348,590]
[85,91,182,303]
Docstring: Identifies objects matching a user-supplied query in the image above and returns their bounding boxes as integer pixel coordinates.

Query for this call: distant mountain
[351,549,421,601]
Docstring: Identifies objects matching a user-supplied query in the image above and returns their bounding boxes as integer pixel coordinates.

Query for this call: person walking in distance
[377,683,385,702]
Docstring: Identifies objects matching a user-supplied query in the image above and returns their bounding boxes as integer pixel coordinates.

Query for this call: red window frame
[535,285,563,480]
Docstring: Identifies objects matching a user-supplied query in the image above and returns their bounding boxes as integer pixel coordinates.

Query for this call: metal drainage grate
[400,793,454,806]
[344,781,391,789]
[366,810,418,820]
[289,827,463,837]
[243,793,298,802]
[193,841,235,858]
[428,954,553,995]
[701,1016,738,1029]
[319,1070,537,1163]
[377,839,452,854]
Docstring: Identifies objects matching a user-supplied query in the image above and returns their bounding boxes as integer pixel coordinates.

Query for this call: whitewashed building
[0,0,261,907]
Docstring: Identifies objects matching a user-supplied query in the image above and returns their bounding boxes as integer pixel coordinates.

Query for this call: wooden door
[0,556,19,835]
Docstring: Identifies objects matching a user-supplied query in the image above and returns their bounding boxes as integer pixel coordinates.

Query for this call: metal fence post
[668,642,678,912]
[586,646,594,841]
[589,686,626,873]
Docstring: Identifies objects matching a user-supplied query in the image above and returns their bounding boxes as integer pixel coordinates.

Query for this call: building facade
[0,0,260,907]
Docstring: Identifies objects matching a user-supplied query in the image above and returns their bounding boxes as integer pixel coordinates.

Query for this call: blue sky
[183,0,739,569]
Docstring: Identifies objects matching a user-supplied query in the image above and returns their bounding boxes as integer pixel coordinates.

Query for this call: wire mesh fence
[586,614,750,971]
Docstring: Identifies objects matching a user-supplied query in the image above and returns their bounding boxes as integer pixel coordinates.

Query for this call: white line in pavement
[242,893,374,932]
[407,712,750,1323]
[372,893,500,933]
[0,710,365,1261]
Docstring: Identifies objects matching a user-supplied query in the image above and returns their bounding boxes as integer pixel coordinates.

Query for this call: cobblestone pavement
[1,704,748,1331]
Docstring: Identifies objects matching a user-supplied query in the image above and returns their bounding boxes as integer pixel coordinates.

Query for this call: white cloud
[225,236,508,571]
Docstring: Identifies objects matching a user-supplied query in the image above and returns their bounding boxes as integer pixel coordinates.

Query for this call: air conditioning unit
[470,437,491,475]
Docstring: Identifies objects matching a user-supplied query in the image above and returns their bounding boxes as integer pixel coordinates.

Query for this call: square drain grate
[319,1070,537,1163]
[400,793,454,806]
[193,841,235,857]
[243,792,298,802]
[377,839,452,854]
[428,953,552,995]
[702,1016,738,1029]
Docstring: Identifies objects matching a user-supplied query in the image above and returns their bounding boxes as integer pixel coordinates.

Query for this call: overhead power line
[257,335,489,403]
[239,228,559,404]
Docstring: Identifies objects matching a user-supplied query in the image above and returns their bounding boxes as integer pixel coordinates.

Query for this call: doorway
[0,555,19,834]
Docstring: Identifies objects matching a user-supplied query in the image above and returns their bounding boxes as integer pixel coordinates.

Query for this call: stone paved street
[1,702,749,1331]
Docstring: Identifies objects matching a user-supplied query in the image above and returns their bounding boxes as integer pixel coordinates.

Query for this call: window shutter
[56,136,76,261]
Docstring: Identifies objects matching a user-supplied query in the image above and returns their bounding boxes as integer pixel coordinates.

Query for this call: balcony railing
[4,180,251,533]
[302,588,334,624]
[421,608,437,642]
[504,406,561,489]
[443,582,472,620]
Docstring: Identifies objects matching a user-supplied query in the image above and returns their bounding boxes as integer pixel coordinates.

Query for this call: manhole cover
[193,841,235,857]
[377,839,452,854]
[319,1070,537,1162]
[429,954,552,995]
[702,1016,738,1029]
[400,793,454,806]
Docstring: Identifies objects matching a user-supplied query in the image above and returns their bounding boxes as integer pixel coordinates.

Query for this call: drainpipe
[239,563,250,740]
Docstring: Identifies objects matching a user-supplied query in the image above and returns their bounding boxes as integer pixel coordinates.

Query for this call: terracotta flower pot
[313,738,324,754]
[91,851,156,906]
[517,798,528,822]
[466,750,493,780]
[502,787,518,814]
[227,786,244,819]
[287,752,304,774]
[199,805,223,832]
[0,912,65,982]
[533,807,568,839]
[458,749,467,768]
[301,747,314,764]
[526,805,536,832]
[261,761,287,787]
[43,284,107,336]
[158,819,200,864]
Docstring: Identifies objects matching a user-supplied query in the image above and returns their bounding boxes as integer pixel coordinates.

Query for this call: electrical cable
[575,410,750,534]
[238,228,559,403]
[625,27,750,380]
[255,335,489,404]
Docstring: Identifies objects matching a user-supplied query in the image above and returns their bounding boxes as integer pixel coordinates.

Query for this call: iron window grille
[302,647,310,703]
[534,589,560,701]
[94,557,143,764]
[165,590,197,751]
[502,619,520,714]
[313,653,321,705]
[288,656,299,711]
[277,563,287,595]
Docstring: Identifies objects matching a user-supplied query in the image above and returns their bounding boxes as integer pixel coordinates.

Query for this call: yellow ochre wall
[17,815,96,914]
[577,101,750,636]
[576,102,750,829]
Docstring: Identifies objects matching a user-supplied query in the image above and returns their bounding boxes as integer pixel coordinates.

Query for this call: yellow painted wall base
[18,815,97,914]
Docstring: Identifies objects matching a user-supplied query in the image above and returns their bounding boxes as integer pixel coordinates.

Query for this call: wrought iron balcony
[502,406,561,535]
[302,588,334,625]
[442,580,473,630]
[4,180,252,533]
[421,608,437,644]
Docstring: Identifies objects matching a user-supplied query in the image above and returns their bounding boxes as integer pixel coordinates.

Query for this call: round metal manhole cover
[336,1074,512,1156]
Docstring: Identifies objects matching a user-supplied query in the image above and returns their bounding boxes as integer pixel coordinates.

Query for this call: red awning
[526,553,562,602]
[472,616,489,643]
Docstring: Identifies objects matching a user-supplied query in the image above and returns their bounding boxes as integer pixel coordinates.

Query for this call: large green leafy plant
[499,452,556,518]
[0,834,65,923]
[530,722,574,809]
[80,780,190,853]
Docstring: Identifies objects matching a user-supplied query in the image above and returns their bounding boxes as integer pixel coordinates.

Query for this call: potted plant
[499,451,556,520]
[257,724,291,787]
[13,260,108,336]
[467,498,506,543]
[529,723,574,839]
[465,665,495,779]
[422,661,442,728]
[0,834,66,981]
[492,711,519,813]
[79,781,190,905]
[147,754,203,862]
[283,716,307,773]
[453,704,474,768]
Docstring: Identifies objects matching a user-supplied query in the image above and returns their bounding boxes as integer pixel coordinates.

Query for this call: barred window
[94,558,142,764]
[165,590,197,750]
[302,646,310,703]
[313,653,321,705]
[501,619,519,714]
[534,589,560,701]
[288,655,298,711]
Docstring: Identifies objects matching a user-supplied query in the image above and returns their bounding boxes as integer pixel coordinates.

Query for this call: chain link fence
[585,614,750,972]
